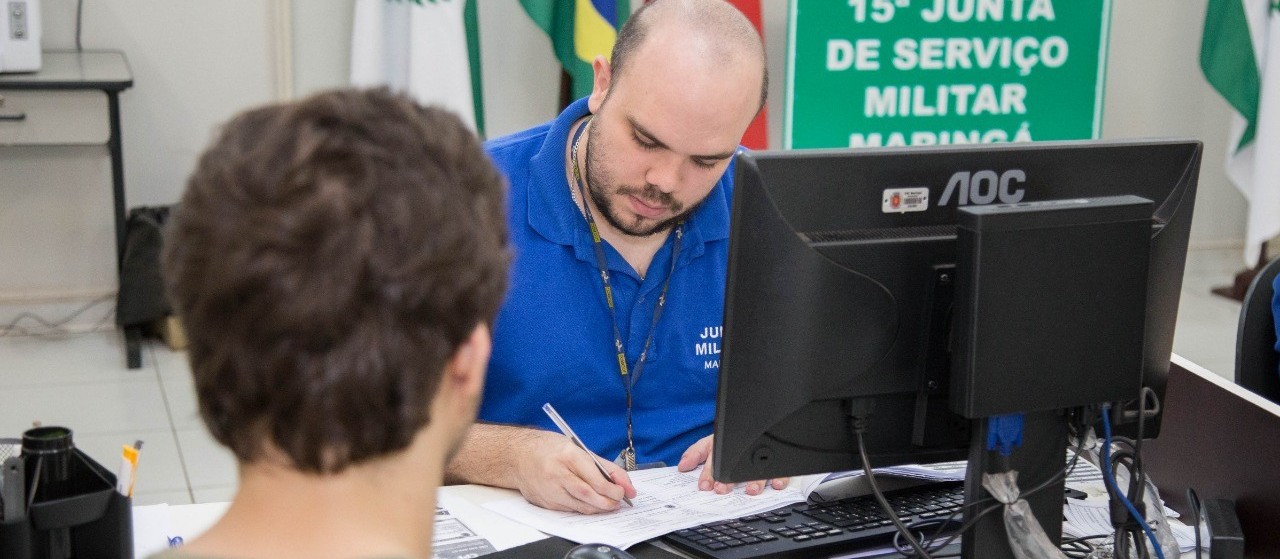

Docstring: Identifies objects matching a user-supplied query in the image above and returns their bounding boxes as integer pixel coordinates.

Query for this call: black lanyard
[570,118,683,471]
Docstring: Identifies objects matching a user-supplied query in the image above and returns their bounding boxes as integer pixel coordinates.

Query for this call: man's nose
[645,152,684,194]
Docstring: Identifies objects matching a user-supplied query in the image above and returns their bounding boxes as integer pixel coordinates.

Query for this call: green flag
[1201,0,1280,266]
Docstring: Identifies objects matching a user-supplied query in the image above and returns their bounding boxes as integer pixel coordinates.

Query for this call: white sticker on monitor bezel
[882,187,930,213]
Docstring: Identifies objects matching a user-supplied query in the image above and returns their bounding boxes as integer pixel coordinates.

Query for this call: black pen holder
[0,427,133,559]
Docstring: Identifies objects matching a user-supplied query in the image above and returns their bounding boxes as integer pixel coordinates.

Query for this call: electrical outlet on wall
[0,0,42,73]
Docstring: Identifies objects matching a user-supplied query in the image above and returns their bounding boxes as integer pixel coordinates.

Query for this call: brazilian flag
[520,0,631,100]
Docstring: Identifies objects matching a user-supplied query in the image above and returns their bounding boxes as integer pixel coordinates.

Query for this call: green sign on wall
[785,0,1111,149]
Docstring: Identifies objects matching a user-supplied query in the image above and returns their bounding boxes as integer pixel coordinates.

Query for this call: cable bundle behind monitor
[849,408,1098,558]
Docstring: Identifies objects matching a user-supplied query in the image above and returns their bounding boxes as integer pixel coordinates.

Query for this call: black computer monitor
[712,139,1202,483]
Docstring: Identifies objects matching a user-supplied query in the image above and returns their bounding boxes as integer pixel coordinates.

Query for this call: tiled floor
[0,247,1251,505]
[0,334,237,506]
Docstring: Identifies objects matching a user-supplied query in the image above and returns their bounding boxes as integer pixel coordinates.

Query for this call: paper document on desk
[132,504,176,558]
[807,460,966,485]
[802,460,968,503]
[1063,456,1109,498]
[434,491,546,558]
[1062,497,1198,553]
[809,452,1107,499]
[132,501,230,558]
[483,465,810,549]
[872,460,968,481]
[432,502,498,559]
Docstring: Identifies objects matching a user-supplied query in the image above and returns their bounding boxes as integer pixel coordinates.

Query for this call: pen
[542,402,633,507]
[116,440,142,497]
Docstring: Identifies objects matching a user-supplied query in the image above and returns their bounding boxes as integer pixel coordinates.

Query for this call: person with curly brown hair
[156,87,510,559]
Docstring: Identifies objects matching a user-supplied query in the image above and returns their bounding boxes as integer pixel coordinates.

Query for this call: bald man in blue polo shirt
[444,0,784,514]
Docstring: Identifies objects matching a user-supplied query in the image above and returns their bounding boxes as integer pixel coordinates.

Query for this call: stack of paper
[484,462,977,550]
[484,453,1204,554]
[1062,498,1199,554]
[484,465,811,549]
[804,460,967,488]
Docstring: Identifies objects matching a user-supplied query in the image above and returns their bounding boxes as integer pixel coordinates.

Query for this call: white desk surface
[137,482,1207,558]
[132,485,547,559]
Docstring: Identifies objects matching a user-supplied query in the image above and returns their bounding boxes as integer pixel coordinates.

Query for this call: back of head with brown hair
[163,88,509,473]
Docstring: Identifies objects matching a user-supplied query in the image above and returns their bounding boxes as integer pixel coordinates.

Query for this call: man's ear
[445,324,490,401]
[587,55,612,114]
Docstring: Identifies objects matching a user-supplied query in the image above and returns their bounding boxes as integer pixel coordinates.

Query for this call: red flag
[644,0,769,149]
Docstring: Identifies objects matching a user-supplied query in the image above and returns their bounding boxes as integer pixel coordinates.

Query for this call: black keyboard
[661,481,965,559]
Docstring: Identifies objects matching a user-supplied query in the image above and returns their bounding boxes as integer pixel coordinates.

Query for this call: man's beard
[585,124,705,237]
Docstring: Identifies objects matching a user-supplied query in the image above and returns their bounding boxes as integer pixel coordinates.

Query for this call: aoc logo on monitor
[938,169,1026,206]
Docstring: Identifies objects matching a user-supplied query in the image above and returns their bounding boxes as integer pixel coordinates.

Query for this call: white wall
[291,1,351,99]
[291,0,563,139]
[1104,0,1245,250]
[0,0,283,330]
[0,0,1249,331]
[48,0,285,206]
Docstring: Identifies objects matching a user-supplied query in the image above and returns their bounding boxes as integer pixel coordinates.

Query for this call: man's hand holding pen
[510,428,637,514]
[509,404,785,514]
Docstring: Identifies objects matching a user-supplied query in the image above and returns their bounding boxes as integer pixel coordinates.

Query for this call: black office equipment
[0,427,133,559]
[662,481,964,559]
[951,196,1153,416]
[488,537,679,559]
[1234,256,1280,404]
[1202,498,1245,559]
[950,196,1153,554]
[712,140,1200,557]
[564,543,640,559]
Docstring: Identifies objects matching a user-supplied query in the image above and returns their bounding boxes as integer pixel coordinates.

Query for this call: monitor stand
[960,410,1068,559]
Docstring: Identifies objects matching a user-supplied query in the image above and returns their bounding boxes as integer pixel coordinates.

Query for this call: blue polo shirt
[480,98,733,466]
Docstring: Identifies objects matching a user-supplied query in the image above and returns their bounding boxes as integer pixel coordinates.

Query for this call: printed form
[434,490,547,558]
[483,465,818,549]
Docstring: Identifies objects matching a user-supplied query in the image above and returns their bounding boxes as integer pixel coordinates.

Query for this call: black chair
[1235,256,1280,403]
